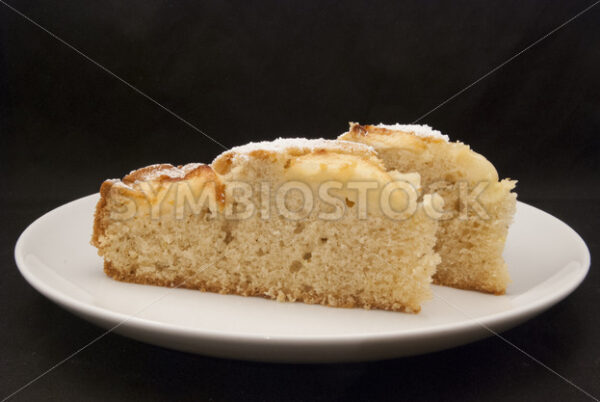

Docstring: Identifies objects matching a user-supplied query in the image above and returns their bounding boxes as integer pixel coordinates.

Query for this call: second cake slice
[340,123,517,294]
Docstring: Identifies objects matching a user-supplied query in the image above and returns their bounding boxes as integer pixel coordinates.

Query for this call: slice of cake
[339,123,517,294]
[92,139,440,312]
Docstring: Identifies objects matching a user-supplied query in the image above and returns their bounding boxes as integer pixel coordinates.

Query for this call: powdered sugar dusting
[227,137,376,156]
[377,123,449,142]
[148,166,182,180]
[121,163,207,185]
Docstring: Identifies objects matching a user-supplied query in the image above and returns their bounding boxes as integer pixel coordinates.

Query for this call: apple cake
[92,138,440,312]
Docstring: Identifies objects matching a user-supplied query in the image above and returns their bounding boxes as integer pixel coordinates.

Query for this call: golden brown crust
[211,153,234,175]
[125,163,226,206]
[122,163,219,184]
[346,122,447,144]
[103,261,417,313]
[91,179,114,248]
[121,163,224,199]
[432,277,506,295]
[122,164,175,184]
[212,138,383,175]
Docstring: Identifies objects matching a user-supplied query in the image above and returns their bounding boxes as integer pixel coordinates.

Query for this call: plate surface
[15,195,590,363]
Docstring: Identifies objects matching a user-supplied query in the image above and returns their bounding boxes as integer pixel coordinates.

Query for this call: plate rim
[14,194,591,345]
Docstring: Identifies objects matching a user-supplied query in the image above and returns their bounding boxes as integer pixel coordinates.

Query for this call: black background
[1,1,599,401]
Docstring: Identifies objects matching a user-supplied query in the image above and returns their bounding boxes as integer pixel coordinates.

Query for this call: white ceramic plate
[15,195,590,363]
